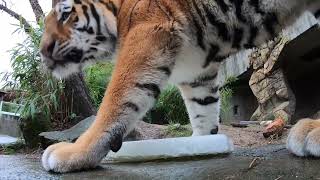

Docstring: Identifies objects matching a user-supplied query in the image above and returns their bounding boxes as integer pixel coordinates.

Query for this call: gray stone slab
[0,134,19,146]
[39,116,95,142]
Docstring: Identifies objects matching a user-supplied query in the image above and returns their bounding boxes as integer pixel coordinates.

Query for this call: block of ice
[106,134,234,162]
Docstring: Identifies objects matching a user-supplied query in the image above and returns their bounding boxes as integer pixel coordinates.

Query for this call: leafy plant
[220,87,234,124]
[84,62,114,107]
[1,146,16,155]
[7,22,73,130]
[0,141,25,155]
[220,76,238,124]
[224,76,238,89]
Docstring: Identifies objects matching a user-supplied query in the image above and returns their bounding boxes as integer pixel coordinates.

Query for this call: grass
[165,123,192,137]
[0,140,25,155]
[1,146,16,155]
[145,85,189,125]
[84,62,114,107]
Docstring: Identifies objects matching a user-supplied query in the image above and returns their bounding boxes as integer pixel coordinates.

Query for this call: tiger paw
[41,142,102,173]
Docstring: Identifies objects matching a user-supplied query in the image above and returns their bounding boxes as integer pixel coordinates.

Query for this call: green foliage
[84,64,190,124]
[7,22,72,126]
[84,62,114,107]
[224,76,238,88]
[2,22,77,147]
[220,87,233,124]
[220,76,238,124]
[145,86,189,125]
[1,146,16,155]
[0,141,25,155]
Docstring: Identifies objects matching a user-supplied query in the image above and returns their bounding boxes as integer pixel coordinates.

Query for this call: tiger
[287,118,320,157]
[40,0,320,173]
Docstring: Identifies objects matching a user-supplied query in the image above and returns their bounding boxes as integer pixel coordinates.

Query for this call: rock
[0,135,25,153]
[39,116,95,144]
[248,13,319,124]
[128,121,166,141]
[39,116,167,147]
[0,135,19,146]
[20,115,50,148]
[250,107,262,121]
[276,88,289,99]
[249,37,295,124]
[263,118,285,138]
[273,109,290,123]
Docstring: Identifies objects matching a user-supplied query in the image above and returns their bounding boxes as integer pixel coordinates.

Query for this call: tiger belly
[168,43,220,85]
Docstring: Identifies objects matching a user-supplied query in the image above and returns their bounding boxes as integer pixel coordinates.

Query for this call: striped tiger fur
[40,0,320,173]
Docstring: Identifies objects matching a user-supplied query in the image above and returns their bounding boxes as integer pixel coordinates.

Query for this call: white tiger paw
[287,118,320,157]
[41,142,102,173]
[304,128,320,157]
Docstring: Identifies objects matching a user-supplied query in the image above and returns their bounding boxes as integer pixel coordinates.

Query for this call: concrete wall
[0,113,21,137]
[229,84,258,122]
[218,50,252,86]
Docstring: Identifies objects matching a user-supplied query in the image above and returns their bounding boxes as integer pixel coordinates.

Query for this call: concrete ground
[1,145,320,180]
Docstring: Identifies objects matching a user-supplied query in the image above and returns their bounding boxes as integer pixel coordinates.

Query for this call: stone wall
[218,12,318,123]
[249,38,295,123]
[218,12,318,86]
[249,13,319,123]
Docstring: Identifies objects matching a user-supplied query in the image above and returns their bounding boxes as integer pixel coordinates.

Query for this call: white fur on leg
[178,85,220,136]
[190,100,220,136]
[305,128,320,157]
[286,119,312,157]
[286,119,320,157]
[41,135,111,173]
[41,142,70,172]
[286,131,307,157]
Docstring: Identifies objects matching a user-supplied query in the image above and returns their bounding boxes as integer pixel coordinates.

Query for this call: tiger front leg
[41,24,182,173]
[178,75,220,136]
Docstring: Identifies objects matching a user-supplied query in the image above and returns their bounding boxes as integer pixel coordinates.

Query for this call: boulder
[249,37,296,124]
[39,116,166,147]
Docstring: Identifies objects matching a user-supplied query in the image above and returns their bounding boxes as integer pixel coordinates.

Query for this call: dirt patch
[126,121,167,141]
[134,122,289,148]
[219,124,288,148]
[1,122,288,156]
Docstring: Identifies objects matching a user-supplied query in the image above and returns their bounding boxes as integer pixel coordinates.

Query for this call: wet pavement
[1,144,320,180]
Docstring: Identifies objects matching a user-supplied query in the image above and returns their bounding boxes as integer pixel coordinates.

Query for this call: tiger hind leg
[287,118,320,157]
